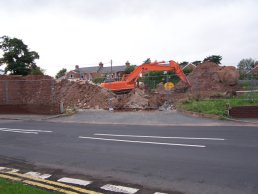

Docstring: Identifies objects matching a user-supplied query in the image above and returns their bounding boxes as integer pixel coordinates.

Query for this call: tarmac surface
[0,109,257,126]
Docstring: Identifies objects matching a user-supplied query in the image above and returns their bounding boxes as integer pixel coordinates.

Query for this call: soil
[175,62,240,98]
[55,79,111,110]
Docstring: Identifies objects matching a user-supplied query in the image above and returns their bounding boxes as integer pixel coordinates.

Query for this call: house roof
[99,66,126,74]
[78,66,100,73]
[75,65,126,74]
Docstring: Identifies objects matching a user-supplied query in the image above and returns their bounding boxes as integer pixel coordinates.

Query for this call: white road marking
[17,129,52,133]
[0,128,38,134]
[58,177,91,186]
[0,167,19,173]
[101,184,139,194]
[0,128,52,134]
[95,133,225,141]
[154,192,168,194]
[79,136,206,148]
[25,171,52,179]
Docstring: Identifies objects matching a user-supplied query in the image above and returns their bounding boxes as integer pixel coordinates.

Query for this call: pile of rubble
[175,62,240,98]
[113,89,167,110]
[55,79,111,109]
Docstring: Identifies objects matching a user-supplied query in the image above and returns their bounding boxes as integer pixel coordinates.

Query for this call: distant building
[65,62,130,81]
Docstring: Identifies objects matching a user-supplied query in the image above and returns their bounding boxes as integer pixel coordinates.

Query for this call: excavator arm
[101,60,190,92]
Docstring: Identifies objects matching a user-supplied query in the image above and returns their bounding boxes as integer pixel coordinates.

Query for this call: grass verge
[178,93,258,117]
[0,177,60,194]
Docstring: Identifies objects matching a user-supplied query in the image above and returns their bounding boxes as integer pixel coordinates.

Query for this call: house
[65,61,131,81]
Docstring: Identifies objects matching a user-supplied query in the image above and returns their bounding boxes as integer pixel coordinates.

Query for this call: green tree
[237,58,256,79]
[179,61,189,67]
[0,36,39,75]
[125,65,136,74]
[237,58,255,73]
[203,55,222,64]
[183,67,193,75]
[30,66,45,75]
[92,77,106,84]
[55,68,67,79]
[192,60,202,66]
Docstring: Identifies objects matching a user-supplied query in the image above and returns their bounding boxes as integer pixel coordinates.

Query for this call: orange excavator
[100,59,191,93]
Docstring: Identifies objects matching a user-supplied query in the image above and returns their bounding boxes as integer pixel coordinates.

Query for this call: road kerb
[0,171,102,194]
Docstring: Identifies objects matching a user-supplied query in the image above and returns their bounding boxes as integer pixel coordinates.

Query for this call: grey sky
[0,0,257,76]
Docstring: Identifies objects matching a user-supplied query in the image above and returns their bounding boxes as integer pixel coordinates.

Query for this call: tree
[179,61,189,67]
[237,58,255,73]
[0,36,39,75]
[30,66,45,75]
[237,58,255,79]
[125,65,136,74]
[192,60,202,66]
[55,68,67,79]
[203,55,222,64]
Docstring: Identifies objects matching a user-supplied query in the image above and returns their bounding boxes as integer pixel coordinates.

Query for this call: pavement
[0,114,59,121]
[1,109,258,126]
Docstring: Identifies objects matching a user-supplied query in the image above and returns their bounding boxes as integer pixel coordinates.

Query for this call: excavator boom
[100,60,190,92]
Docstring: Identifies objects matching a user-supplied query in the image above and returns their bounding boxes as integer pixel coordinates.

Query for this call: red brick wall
[0,104,60,115]
[0,75,60,114]
[229,106,258,118]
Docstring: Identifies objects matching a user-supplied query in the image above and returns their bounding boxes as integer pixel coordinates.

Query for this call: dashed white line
[0,167,19,173]
[0,166,171,194]
[0,128,52,134]
[79,136,206,148]
[101,184,139,194]
[0,128,38,134]
[58,177,91,186]
[20,129,52,133]
[95,133,225,141]
[24,172,52,179]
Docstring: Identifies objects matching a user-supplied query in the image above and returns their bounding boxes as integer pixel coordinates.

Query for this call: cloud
[0,0,257,76]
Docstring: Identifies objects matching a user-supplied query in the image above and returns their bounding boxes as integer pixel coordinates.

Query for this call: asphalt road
[0,120,257,194]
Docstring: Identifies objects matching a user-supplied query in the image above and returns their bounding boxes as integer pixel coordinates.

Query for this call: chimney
[99,62,104,68]
[75,65,79,70]
[125,61,130,67]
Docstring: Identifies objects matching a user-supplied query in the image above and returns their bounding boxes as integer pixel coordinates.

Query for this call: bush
[92,77,105,84]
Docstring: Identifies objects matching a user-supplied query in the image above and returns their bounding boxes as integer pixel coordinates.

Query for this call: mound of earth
[55,79,111,109]
[176,62,240,97]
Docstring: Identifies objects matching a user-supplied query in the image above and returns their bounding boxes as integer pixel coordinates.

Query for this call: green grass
[0,178,60,194]
[178,93,258,116]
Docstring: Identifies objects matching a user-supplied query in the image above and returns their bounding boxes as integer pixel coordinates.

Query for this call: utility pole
[111,59,113,75]
[109,59,113,112]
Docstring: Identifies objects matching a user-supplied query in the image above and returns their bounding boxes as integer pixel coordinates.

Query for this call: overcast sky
[0,0,257,76]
